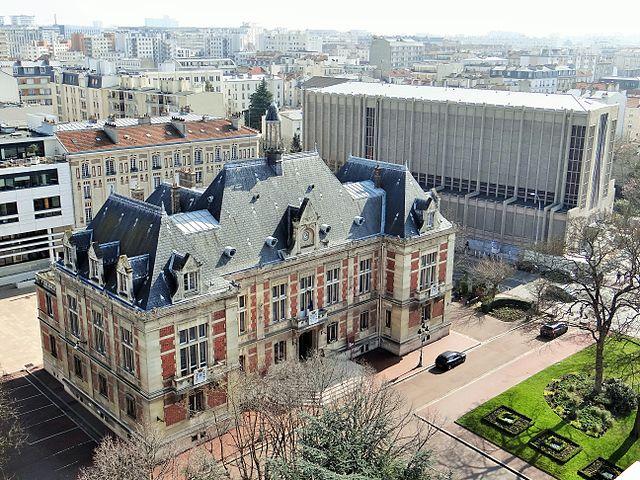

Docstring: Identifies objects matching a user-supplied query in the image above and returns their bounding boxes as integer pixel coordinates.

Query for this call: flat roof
[312,82,605,112]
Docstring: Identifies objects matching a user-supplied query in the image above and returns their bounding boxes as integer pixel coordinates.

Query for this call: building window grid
[238,294,247,334]
[564,125,586,208]
[271,283,287,322]
[68,294,80,337]
[325,266,340,305]
[299,274,315,314]
[274,340,286,364]
[359,311,370,331]
[178,323,208,377]
[98,373,108,398]
[73,355,83,379]
[183,271,198,293]
[358,258,372,294]
[49,333,57,358]
[419,252,438,290]
[327,322,338,343]
[121,327,135,374]
[364,107,376,159]
[93,310,105,354]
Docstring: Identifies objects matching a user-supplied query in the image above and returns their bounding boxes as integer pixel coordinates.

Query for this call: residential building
[36,108,455,445]
[262,108,302,151]
[304,83,618,247]
[490,66,559,93]
[0,70,19,102]
[624,96,640,143]
[13,61,56,105]
[369,37,425,77]
[223,74,284,116]
[0,123,73,286]
[169,58,237,75]
[9,15,35,27]
[54,114,260,226]
[0,27,40,59]
[259,30,323,53]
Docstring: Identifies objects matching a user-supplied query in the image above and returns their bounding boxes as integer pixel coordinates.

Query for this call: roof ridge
[109,193,163,215]
[347,155,408,171]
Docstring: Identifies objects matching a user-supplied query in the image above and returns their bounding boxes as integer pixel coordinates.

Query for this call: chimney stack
[170,183,181,214]
[138,114,151,125]
[373,164,382,189]
[130,187,145,201]
[171,116,187,138]
[103,116,118,144]
[177,168,196,188]
[231,113,244,130]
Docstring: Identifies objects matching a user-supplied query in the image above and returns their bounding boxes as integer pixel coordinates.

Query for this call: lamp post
[417,317,430,368]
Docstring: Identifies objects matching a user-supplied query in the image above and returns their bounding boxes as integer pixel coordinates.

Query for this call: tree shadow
[608,431,639,464]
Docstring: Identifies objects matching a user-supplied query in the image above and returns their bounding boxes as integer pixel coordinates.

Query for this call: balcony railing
[414,283,441,302]
[291,308,328,330]
[172,361,227,394]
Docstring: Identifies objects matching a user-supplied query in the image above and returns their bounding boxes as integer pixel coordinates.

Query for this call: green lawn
[456,338,640,480]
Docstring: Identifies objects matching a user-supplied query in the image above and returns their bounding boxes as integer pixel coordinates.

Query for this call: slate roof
[146,183,202,215]
[56,118,259,154]
[62,152,448,311]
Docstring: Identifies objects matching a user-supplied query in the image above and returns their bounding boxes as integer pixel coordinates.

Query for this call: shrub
[516,260,536,272]
[491,307,525,322]
[542,269,572,284]
[481,297,533,314]
[603,378,638,416]
[543,285,575,303]
[576,405,613,437]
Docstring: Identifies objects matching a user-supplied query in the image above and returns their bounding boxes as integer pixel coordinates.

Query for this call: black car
[435,351,466,370]
[540,321,569,339]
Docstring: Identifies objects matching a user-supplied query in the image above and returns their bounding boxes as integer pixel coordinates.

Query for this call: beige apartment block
[54,114,260,227]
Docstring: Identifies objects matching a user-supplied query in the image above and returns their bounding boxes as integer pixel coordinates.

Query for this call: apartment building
[259,30,323,53]
[54,114,260,226]
[369,37,425,76]
[304,82,618,246]
[35,111,455,444]
[0,124,73,286]
[13,61,57,105]
[224,74,284,116]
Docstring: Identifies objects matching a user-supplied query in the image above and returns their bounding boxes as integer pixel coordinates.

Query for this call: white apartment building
[369,37,425,76]
[259,30,323,53]
[625,97,640,143]
[85,36,111,59]
[224,75,284,116]
[9,16,35,27]
[0,125,73,286]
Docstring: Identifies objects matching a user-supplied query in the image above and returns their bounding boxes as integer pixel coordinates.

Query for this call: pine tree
[290,133,302,153]
[246,79,273,131]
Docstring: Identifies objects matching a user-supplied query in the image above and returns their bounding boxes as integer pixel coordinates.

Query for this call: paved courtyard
[0,287,42,374]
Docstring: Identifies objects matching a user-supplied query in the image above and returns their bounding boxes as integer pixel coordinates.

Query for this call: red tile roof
[57,119,259,154]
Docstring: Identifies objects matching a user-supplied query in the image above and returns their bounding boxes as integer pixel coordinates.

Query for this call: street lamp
[417,317,430,368]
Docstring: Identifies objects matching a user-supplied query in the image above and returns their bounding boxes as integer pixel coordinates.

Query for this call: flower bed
[482,406,532,435]
[528,430,582,464]
[578,458,623,480]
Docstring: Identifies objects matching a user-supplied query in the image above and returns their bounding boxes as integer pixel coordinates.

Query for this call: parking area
[3,369,108,480]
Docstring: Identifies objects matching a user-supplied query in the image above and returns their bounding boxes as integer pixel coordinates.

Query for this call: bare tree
[268,373,444,479]
[546,216,640,394]
[0,375,26,478]
[204,355,366,480]
[469,257,515,300]
[78,424,225,480]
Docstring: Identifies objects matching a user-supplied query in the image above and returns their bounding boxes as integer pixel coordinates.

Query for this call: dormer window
[183,271,199,293]
[118,270,129,295]
[89,257,100,280]
[426,211,435,228]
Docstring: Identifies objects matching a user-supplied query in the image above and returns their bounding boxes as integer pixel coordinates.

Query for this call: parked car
[435,351,466,371]
[540,321,568,339]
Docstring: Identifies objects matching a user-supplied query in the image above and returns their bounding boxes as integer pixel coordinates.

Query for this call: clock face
[302,230,310,242]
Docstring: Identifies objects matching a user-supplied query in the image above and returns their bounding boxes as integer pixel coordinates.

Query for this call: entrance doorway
[299,330,314,360]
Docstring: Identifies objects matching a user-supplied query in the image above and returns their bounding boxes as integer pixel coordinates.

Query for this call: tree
[613,141,640,216]
[469,257,515,300]
[538,216,640,394]
[267,373,445,480]
[290,133,302,153]
[246,79,273,131]
[78,423,225,480]
[0,375,25,477]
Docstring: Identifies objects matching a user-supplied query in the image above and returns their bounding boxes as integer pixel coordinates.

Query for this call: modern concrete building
[0,124,73,286]
[304,83,618,246]
[54,114,261,227]
[369,37,425,77]
[35,112,454,444]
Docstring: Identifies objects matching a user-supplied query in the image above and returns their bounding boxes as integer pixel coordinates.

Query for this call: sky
[3,0,640,38]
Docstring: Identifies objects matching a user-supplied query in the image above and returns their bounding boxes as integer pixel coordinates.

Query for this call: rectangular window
[327,322,338,343]
[238,354,245,372]
[421,303,431,323]
[385,310,392,329]
[0,202,18,221]
[84,207,92,224]
[98,373,108,398]
[33,195,61,211]
[274,340,286,364]
[152,154,161,169]
[238,295,247,334]
[49,334,57,358]
[365,107,376,159]
[125,394,136,419]
[83,184,91,199]
[68,295,79,337]
[153,176,161,188]
[121,327,135,374]
[358,258,372,294]
[299,274,314,314]
[73,355,83,379]
[105,158,116,176]
[45,294,54,316]
[183,271,198,292]
[194,150,203,164]
[130,156,138,172]
[188,390,205,416]
[93,310,105,354]
[325,266,340,305]
[359,311,370,331]
[419,252,438,290]
[178,323,208,377]
[89,257,100,280]
[564,125,586,208]
[271,283,287,322]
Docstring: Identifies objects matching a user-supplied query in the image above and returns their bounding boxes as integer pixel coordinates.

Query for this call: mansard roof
[60,152,449,310]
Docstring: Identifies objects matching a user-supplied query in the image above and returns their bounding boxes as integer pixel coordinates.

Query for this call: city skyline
[3,0,640,38]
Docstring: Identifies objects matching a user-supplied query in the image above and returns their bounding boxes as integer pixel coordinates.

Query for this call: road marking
[54,460,80,472]
[43,440,94,460]
[27,413,66,428]
[28,427,79,446]
[15,392,45,404]
[17,404,56,416]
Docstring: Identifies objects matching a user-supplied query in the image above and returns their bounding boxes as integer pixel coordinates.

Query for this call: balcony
[172,361,227,394]
[414,283,441,302]
[291,308,328,330]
